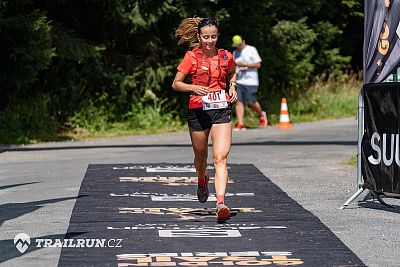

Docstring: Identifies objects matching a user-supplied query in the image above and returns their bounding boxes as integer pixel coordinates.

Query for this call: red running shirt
[177,49,235,109]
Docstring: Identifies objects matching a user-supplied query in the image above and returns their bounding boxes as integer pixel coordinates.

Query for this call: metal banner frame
[341,0,400,209]
[340,91,365,209]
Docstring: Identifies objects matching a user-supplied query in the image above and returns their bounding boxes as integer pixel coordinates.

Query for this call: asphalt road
[1,118,399,266]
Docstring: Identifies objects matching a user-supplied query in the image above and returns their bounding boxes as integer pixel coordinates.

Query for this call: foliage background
[0,0,363,143]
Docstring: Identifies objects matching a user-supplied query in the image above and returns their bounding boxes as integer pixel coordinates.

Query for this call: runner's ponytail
[175,17,203,49]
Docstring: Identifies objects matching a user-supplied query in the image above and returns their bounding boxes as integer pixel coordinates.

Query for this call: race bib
[202,90,228,110]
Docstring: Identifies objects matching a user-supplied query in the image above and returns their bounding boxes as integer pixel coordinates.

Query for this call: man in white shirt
[232,35,267,130]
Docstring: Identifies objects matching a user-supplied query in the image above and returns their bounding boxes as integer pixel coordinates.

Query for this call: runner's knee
[248,101,258,108]
[213,154,227,167]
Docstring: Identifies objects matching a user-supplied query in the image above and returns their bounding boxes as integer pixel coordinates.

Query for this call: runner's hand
[229,87,238,103]
[234,61,247,67]
[192,85,209,96]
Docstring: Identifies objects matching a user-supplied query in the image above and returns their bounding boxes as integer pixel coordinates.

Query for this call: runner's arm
[227,67,236,85]
[235,61,261,68]
[172,71,209,96]
[227,68,238,103]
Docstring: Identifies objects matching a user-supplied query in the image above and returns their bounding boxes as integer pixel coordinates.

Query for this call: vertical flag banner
[362,0,400,194]
[364,0,400,84]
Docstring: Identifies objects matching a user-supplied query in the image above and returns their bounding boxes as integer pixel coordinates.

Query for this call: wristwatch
[229,81,237,89]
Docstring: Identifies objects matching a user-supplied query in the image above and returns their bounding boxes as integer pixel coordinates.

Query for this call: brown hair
[175,17,220,49]
[175,17,203,49]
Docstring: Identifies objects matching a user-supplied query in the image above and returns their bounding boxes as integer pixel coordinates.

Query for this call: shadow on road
[0,140,357,153]
[0,196,86,227]
[357,201,400,214]
[0,182,40,191]
[353,193,400,213]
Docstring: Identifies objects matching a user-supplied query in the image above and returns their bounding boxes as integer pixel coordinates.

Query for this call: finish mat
[58,163,364,266]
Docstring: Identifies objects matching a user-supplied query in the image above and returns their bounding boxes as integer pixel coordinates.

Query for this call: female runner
[172,17,237,221]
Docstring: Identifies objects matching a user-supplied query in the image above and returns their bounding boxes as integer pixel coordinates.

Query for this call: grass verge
[342,155,357,166]
[0,73,361,144]
[233,73,361,128]
[65,100,186,140]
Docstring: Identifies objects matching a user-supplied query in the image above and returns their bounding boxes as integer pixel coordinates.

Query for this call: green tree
[0,0,364,143]
[269,18,317,94]
[0,8,55,105]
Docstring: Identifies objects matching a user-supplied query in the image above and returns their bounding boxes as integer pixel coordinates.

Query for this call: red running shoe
[216,202,230,221]
[234,123,246,131]
[260,111,268,128]
[197,173,209,203]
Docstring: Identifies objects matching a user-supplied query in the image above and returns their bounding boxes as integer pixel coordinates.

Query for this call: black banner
[362,83,400,193]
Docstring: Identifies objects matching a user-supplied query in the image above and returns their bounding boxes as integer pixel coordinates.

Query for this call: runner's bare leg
[189,128,210,179]
[235,101,245,125]
[210,123,232,197]
[249,101,263,116]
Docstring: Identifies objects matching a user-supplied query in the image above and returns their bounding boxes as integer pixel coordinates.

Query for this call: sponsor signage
[118,207,262,221]
[119,207,261,216]
[146,167,197,173]
[112,165,220,172]
[362,83,400,193]
[119,176,235,185]
[110,192,254,202]
[116,251,304,266]
[107,223,287,231]
[158,229,242,238]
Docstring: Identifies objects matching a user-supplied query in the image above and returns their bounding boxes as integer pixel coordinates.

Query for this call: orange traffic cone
[277,98,292,129]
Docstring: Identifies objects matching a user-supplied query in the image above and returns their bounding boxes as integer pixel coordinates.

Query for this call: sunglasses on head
[198,18,218,27]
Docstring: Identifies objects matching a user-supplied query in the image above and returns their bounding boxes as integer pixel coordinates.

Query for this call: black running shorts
[187,105,232,131]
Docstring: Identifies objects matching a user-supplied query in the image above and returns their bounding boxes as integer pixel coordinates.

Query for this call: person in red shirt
[172,17,237,221]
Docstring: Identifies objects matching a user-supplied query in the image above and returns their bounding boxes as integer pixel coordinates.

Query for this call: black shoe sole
[197,174,209,203]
